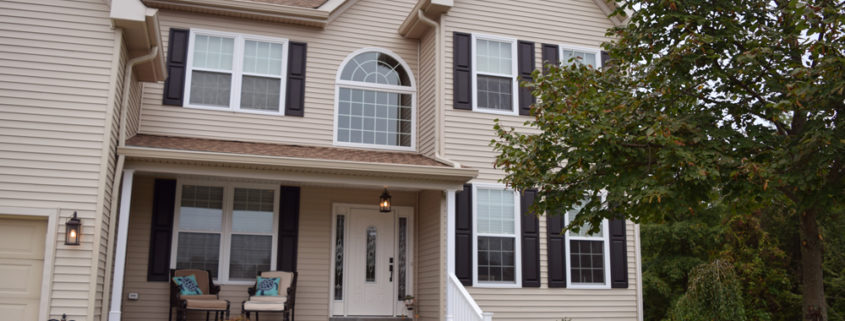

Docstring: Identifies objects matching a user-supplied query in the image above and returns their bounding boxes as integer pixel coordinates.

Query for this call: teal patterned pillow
[255,276,280,296]
[172,274,203,296]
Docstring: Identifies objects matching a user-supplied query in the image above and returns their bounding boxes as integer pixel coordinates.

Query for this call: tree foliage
[668,259,748,321]
[493,0,844,319]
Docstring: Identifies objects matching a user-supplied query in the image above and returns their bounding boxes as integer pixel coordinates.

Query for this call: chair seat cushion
[185,299,228,310]
[249,295,286,303]
[180,294,218,301]
[244,300,287,312]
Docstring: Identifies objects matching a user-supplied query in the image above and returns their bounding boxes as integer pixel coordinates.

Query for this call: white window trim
[332,47,417,152]
[558,44,603,69]
[471,183,522,288]
[471,33,519,116]
[564,211,612,289]
[169,180,280,285]
[183,29,289,116]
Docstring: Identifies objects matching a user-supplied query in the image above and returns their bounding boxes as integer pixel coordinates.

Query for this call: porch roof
[119,134,478,190]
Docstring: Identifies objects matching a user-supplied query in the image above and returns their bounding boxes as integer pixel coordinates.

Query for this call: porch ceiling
[119,134,478,190]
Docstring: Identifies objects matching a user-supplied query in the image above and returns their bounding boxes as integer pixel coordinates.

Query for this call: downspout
[101,43,160,319]
[417,9,460,169]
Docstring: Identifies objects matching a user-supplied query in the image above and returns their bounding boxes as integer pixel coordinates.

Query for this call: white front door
[347,207,395,316]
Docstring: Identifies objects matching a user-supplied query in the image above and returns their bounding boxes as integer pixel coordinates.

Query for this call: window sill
[471,107,518,116]
[472,281,522,289]
[182,104,286,117]
[332,141,416,152]
[566,283,611,289]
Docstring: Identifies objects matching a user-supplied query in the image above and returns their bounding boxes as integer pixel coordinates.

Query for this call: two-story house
[0,0,642,320]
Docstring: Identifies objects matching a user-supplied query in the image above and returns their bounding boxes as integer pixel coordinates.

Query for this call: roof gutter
[398,0,452,38]
[110,0,166,81]
[143,0,332,27]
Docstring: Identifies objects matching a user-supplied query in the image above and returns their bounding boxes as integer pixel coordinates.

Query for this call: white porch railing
[446,274,493,321]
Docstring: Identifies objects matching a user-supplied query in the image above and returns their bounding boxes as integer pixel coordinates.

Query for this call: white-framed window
[170,181,279,284]
[559,45,602,69]
[564,200,611,289]
[472,184,522,288]
[333,48,416,151]
[183,29,288,115]
[472,34,519,115]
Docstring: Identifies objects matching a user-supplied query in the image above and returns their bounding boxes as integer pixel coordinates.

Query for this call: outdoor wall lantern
[379,188,392,213]
[65,211,81,245]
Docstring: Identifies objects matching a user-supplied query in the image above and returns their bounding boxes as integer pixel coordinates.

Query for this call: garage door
[0,217,46,321]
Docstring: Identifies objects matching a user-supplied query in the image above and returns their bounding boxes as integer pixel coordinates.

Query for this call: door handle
[389,257,394,282]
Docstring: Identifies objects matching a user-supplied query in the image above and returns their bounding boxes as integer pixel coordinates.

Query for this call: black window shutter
[541,44,560,74]
[147,179,176,282]
[610,219,628,288]
[520,189,540,287]
[453,32,472,110]
[546,212,567,288]
[285,42,307,117]
[278,186,301,272]
[455,184,473,285]
[517,41,535,116]
[162,29,189,106]
[601,50,610,69]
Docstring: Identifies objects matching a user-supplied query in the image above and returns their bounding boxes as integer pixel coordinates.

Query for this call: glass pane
[476,188,515,235]
[232,188,274,234]
[476,75,512,111]
[334,215,345,300]
[179,185,223,231]
[476,39,512,75]
[190,71,231,107]
[337,88,412,147]
[240,76,281,111]
[229,234,272,280]
[563,49,597,68]
[340,52,411,86]
[567,201,602,237]
[570,240,604,284]
[243,40,284,76]
[477,236,515,282]
[192,35,234,70]
[365,226,376,282]
[176,232,221,277]
[398,217,407,299]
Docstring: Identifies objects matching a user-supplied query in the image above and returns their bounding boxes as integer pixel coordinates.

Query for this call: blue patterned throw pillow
[172,274,203,296]
[255,276,280,296]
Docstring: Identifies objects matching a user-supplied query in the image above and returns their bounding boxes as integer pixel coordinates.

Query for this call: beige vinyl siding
[440,0,639,320]
[139,0,421,150]
[441,0,612,182]
[468,220,639,321]
[416,190,444,321]
[416,29,437,157]
[0,0,119,319]
[121,175,432,321]
[126,70,143,139]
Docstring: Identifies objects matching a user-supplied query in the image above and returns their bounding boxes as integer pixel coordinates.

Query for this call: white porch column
[446,189,456,275]
[445,189,457,320]
[109,169,135,321]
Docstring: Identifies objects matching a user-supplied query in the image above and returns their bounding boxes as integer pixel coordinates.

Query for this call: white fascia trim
[471,183,522,288]
[471,33,519,116]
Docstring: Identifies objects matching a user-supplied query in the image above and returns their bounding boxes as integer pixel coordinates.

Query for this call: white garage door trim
[0,206,59,321]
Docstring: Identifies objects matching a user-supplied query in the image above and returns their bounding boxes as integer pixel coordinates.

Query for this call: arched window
[335,49,415,149]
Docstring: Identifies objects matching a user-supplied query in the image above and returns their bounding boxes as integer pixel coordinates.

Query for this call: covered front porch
[106,135,477,321]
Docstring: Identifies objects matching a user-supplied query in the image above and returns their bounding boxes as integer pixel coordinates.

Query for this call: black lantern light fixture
[65,211,81,245]
[379,188,392,213]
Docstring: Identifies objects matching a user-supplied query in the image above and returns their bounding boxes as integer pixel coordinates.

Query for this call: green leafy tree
[492,0,844,319]
[668,259,747,321]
